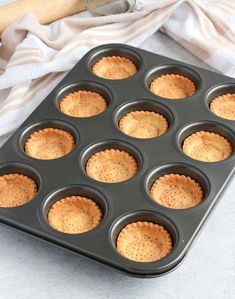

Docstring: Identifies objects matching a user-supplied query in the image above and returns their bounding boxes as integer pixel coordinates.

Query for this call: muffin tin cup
[0,44,234,277]
[109,210,183,276]
[145,163,210,210]
[114,99,174,139]
[146,64,202,100]
[42,184,108,233]
[206,83,235,121]
[176,121,234,163]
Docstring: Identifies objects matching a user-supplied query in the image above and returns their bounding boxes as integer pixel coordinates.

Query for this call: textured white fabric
[0,0,234,136]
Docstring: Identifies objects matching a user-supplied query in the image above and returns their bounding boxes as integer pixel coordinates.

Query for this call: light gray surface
[0,32,234,299]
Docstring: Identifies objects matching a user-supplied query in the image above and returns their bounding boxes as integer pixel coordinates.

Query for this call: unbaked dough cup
[116,221,172,263]
[59,90,107,118]
[25,128,75,160]
[119,110,168,139]
[0,173,37,208]
[150,74,196,99]
[86,149,137,183]
[92,56,137,80]
[150,174,203,209]
[47,196,102,234]
[182,131,232,162]
[210,93,235,121]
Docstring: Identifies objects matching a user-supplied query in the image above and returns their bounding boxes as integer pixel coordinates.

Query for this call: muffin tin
[0,44,234,277]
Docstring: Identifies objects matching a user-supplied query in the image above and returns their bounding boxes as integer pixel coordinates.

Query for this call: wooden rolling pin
[0,0,86,34]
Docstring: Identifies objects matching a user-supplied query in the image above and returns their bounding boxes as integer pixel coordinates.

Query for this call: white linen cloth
[0,0,234,136]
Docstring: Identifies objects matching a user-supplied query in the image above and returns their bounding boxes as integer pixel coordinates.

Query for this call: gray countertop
[0,32,234,299]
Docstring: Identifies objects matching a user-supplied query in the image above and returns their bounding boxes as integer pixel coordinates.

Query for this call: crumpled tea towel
[0,0,234,136]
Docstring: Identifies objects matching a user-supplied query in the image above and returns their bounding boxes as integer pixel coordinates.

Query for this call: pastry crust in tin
[86,149,137,183]
[48,196,102,234]
[25,128,75,160]
[182,131,232,162]
[117,221,172,263]
[92,56,137,80]
[150,74,196,99]
[119,111,168,139]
